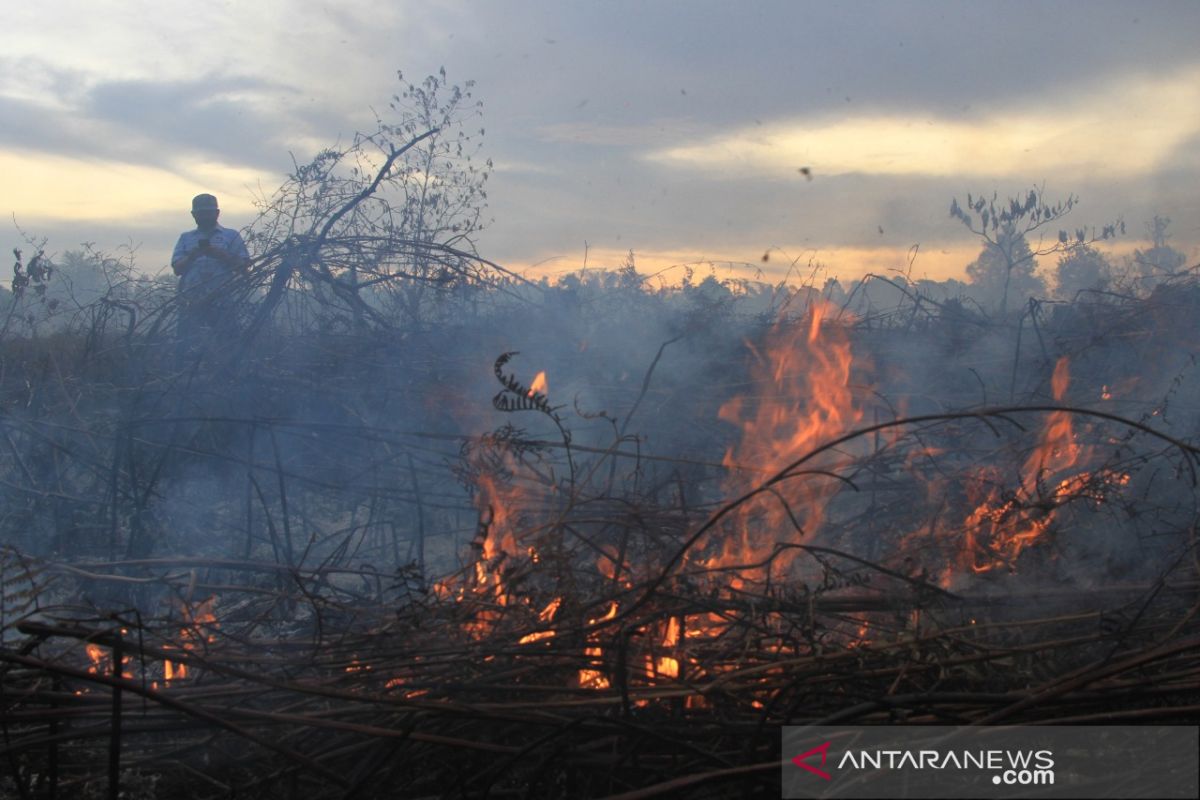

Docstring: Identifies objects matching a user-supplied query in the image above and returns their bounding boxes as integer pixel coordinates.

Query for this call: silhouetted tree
[821,277,846,305]
[950,187,1122,315]
[1054,243,1113,299]
[245,68,497,335]
[964,221,1045,312]
[1131,215,1187,289]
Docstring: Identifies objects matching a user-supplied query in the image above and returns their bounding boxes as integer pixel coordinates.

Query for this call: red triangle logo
[791,740,832,781]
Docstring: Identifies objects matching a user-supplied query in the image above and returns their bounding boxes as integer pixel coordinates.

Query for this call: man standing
[171,193,251,344]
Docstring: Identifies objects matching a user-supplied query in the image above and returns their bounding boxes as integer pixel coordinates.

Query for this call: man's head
[191,193,220,231]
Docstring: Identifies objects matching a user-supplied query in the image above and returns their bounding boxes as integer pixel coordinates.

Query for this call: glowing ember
[85,643,106,674]
[82,643,133,682]
[538,597,562,623]
[848,617,871,648]
[578,602,618,689]
[655,616,681,678]
[163,596,219,685]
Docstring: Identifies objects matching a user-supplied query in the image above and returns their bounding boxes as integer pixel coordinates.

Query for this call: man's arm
[222,231,252,272]
[171,235,206,276]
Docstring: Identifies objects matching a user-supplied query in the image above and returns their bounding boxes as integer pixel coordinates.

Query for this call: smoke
[2,233,1198,631]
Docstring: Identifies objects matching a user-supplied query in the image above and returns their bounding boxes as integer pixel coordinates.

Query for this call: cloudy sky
[2,1,1198,285]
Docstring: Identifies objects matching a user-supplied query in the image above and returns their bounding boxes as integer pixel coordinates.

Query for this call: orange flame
[163,596,219,685]
[465,462,527,637]
[538,597,562,623]
[528,370,548,397]
[655,616,681,679]
[85,643,105,673]
[517,598,563,645]
[957,357,1098,577]
[82,643,132,681]
[713,301,864,580]
[578,602,618,689]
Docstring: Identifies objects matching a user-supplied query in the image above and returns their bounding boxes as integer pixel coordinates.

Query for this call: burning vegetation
[2,77,1200,800]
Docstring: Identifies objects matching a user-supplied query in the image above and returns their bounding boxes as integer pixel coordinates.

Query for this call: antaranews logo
[790,741,832,781]
[787,739,1055,795]
[784,725,1198,799]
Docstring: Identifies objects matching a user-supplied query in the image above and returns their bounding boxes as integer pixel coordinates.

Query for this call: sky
[2,0,1198,286]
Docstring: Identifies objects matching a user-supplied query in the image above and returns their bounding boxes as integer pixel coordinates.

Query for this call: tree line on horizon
[1,69,1195,333]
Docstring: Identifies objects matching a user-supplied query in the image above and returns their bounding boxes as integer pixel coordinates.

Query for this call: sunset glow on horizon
[1,1,1196,285]
[649,66,1200,182]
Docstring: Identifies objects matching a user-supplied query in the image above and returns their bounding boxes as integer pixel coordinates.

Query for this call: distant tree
[46,249,120,310]
[914,277,970,303]
[1131,215,1187,288]
[950,187,1122,315]
[821,277,846,305]
[245,68,497,334]
[2,247,56,338]
[1054,244,1113,299]
[613,250,645,294]
[687,274,735,306]
[963,221,1045,312]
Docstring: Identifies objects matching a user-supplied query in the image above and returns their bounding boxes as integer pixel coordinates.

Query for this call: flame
[847,617,871,648]
[85,643,105,673]
[475,473,519,563]
[163,596,220,685]
[889,355,1133,591]
[655,616,681,679]
[713,301,864,580]
[516,598,563,644]
[82,643,132,681]
[538,597,562,623]
[957,357,1099,577]
[528,370,548,397]
[460,413,570,638]
[1036,358,1081,476]
[578,602,618,689]
[465,461,527,637]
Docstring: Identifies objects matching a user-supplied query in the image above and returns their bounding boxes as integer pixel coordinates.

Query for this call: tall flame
[713,301,864,580]
[958,357,1090,577]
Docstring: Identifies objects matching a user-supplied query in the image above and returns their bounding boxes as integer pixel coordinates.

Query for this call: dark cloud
[0,95,96,157]
[0,64,300,173]
[82,75,296,169]
[445,0,1200,129]
[412,0,1200,274]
